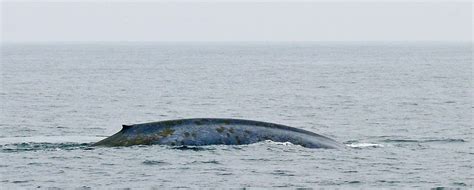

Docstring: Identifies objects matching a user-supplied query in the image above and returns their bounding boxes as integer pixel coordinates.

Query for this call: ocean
[1,42,472,189]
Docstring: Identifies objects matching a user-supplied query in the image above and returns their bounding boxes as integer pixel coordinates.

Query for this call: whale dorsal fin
[122,124,133,130]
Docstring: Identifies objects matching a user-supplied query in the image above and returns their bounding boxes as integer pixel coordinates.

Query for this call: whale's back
[93,118,344,149]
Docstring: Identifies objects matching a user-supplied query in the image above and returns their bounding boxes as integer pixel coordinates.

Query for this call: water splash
[0,142,93,153]
[346,143,384,148]
[0,136,104,153]
[0,136,105,145]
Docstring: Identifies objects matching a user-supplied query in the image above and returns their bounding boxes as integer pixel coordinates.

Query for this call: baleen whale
[93,118,344,149]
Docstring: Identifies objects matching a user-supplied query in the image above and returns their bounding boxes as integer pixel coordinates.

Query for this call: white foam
[346,143,384,148]
[262,140,295,146]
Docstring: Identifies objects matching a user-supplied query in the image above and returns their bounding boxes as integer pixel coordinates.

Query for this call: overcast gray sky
[1,1,472,42]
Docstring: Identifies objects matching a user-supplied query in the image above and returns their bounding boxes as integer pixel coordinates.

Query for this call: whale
[93,118,344,149]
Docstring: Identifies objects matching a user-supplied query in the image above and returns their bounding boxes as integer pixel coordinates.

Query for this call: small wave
[190,160,221,165]
[12,180,31,184]
[142,160,170,166]
[345,180,362,184]
[200,160,221,164]
[271,169,295,177]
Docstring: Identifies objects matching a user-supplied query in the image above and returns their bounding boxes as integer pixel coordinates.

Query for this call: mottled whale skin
[93,118,344,149]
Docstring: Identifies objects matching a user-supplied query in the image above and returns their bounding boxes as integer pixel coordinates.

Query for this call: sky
[1,1,472,42]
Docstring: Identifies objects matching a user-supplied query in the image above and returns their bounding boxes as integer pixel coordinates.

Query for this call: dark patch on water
[12,180,30,184]
[346,180,362,184]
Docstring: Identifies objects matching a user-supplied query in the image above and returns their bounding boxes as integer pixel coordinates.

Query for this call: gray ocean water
[0,42,472,189]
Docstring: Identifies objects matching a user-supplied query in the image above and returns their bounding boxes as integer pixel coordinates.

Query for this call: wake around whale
[93,118,344,149]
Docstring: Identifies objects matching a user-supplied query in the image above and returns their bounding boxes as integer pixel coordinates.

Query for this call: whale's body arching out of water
[93,118,344,149]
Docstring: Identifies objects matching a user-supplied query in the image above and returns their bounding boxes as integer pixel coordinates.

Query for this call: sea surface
[0,42,472,189]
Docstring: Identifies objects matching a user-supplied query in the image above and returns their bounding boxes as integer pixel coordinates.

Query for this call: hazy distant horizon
[2,1,472,43]
[2,40,473,44]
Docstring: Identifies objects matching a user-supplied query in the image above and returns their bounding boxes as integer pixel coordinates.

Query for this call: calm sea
[1,42,472,189]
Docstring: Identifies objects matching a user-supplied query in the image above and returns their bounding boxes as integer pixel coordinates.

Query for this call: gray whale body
[93,118,344,149]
